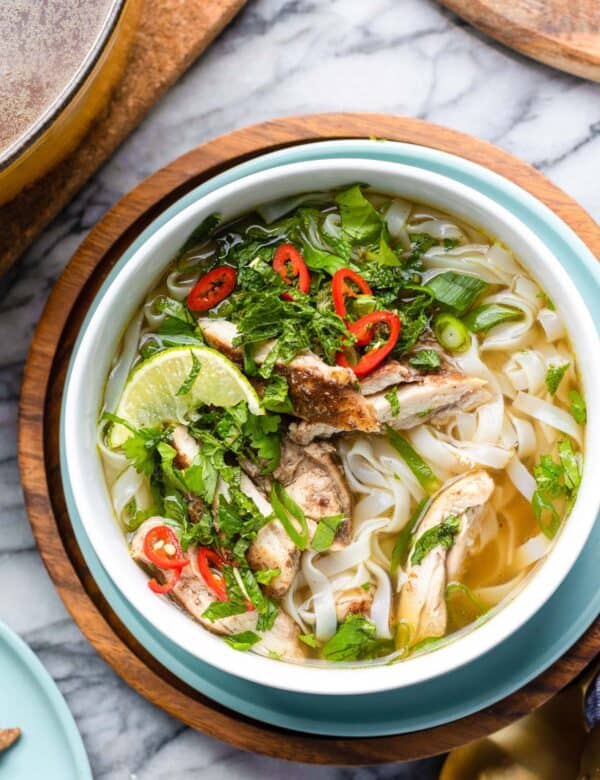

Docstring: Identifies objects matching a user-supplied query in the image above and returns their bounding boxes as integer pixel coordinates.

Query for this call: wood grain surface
[0,0,246,279]
[18,114,600,764]
[439,0,600,82]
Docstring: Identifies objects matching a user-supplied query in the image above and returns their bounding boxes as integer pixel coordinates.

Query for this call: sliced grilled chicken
[170,424,200,469]
[199,318,378,432]
[335,585,375,622]
[289,372,489,444]
[359,360,422,395]
[131,518,306,660]
[369,373,489,430]
[397,470,494,645]
[0,728,20,753]
[243,437,353,550]
[241,475,300,599]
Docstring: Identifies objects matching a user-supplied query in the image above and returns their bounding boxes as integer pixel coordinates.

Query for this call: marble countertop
[1,0,599,777]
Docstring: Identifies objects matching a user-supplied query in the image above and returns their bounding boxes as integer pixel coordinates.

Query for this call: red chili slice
[197,547,255,610]
[149,566,183,594]
[336,311,401,377]
[144,525,189,569]
[331,268,373,319]
[273,243,310,300]
[187,266,237,312]
[197,547,229,601]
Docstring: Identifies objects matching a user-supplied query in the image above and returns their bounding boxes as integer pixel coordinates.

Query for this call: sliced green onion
[270,481,309,550]
[433,313,470,353]
[463,303,523,333]
[390,498,427,573]
[311,514,345,552]
[386,428,441,494]
[445,582,486,615]
[426,271,488,315]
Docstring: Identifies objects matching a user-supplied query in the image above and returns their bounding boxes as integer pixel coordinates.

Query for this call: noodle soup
[99,185,585,665]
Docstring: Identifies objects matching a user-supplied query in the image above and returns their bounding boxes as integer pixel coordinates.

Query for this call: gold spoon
[0,728,20,753]
[440,662,600,779]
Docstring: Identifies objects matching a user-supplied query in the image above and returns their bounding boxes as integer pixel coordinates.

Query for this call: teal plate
[0,620,91,779]
[61,140,600,737]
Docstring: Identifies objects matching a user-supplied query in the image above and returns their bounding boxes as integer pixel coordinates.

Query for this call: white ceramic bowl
[62,158,600,695]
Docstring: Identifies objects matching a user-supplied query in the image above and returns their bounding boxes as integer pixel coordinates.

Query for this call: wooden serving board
[18,114,600,764]
[439,0,600,82]
[0,0,246,279]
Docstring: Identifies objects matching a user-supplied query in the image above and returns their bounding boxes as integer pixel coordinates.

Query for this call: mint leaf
[322,615,393,662]
[224,631,261,651]
[411,514,460,566]
[262,375,293,413]
[335,185,382,244]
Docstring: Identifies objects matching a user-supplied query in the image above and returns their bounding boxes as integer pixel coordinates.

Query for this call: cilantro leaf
[411,514,461,566]
[409,349,441,370]
[532,441,582,538]
[545,362,569,395]
[311,514,345,552]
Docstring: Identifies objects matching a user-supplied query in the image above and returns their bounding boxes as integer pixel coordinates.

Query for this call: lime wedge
[108,346,261,447]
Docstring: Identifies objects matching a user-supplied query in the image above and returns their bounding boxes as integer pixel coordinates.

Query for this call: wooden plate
[438,1,600,82]
[18,114,600,764]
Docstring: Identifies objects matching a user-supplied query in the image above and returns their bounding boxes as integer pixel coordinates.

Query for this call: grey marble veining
[1,0,598,777]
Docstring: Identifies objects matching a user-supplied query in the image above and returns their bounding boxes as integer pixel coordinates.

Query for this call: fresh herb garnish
[224,631,261,651]
[322,615,393,662]
[569,389,587,424]
[299,633,319,648]
[463,303,523,333]
[545,362,569,395]
[385,388,400,416]
[261,375,293,413]
[254,568,281,585]
[386,428,440,494]
[409,349,441,370]
[176,351,201,396]
[174,213,221,264]
[336,185,382,244]
[426,272,488,315]
[270,481,309,550]
[411,514,461,565]
[391,498,427,573]
[532,440,582,538]
[310,514,345,552]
